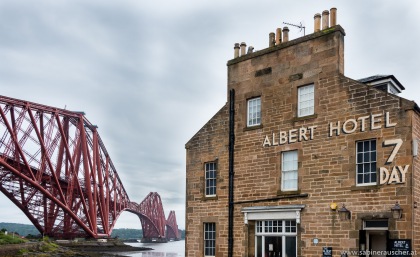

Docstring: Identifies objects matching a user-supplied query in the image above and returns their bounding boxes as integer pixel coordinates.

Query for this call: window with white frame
[255,220,297,257]
[297,84,314,117]
[205,162,217,197]
[247,97,261,127]
[388,85,399,95]
[282,150,298,191]
[356,139,377,185]
[204,222,216,257]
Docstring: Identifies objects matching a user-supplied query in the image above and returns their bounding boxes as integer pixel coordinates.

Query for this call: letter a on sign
[263,135,271,147]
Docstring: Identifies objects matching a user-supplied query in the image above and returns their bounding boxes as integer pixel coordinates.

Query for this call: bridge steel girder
[0,95,178,240]
[166,210,180,240]
[136,192,167,241]
[0,95,130,238]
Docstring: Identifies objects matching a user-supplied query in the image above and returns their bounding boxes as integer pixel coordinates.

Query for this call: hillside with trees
[0,223,39,237]
[0,222,185,239]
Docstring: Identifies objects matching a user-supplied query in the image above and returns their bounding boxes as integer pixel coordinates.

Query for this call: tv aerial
[283,21,305,36]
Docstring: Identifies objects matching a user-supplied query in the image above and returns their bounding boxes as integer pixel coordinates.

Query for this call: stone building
[185,8,420,257]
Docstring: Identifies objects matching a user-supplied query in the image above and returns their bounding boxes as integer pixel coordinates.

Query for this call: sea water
[117,240,185,257]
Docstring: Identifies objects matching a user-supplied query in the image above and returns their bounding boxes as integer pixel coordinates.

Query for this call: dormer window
[358,75,405,95]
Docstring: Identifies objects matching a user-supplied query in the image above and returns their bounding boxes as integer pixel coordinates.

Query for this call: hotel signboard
[262,112,409,185]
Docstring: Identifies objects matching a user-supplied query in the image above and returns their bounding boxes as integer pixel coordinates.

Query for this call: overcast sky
[1,1,420,231]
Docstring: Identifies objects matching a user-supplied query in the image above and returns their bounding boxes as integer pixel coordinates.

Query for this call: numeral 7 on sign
[383,139,403,164]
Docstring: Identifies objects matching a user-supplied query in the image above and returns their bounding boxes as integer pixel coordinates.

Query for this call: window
[356,139,377,185]
[255,220,297,257]
[364,220,388,230]
[297,84,314,117]
[388,84,399,95]
[282,150,298,191]
[247,97,261,127]
[205,162,217,197]
[204,223,216,257]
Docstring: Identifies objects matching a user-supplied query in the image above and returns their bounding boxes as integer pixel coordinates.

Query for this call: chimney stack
[276,28,282,45]
[314,13,321,32]
[330,7,337,27]
[322,10,330,30]
[282,27,289,42]
[269,32,275,47]
[232,8,338,59]
[234,43,240,58]
[240,42,247,56]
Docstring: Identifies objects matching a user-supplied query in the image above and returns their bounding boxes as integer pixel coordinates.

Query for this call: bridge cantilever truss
[166,210,181,241]
[0,95,180,239]
[127,192,167,242]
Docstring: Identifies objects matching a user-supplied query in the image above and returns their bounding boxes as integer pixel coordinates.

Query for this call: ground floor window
[204,222,216,257]
[255,220,297,257]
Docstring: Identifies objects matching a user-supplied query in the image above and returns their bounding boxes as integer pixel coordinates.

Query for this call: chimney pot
[330,8,337,27]
[322,10,330,30]
[276,28,282,45]
[234,43,240,58]
[240,42,247,56]
[282,27,289,42]
[314,13,321,32]
[269,32,275,47]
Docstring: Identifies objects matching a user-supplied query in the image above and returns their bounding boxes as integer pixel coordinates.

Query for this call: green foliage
[0,231,27,244]
[39,241,58,252]
[111,228,143,239]
[26,234,42,239]
[321,27,336,34]
[1,222,186,241]
[17,248,29,255]
[0,222,39,237]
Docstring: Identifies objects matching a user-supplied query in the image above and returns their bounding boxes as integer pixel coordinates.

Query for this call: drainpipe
[228,89,235,257]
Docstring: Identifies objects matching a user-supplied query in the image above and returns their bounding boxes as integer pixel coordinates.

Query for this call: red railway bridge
[0,95,181,240]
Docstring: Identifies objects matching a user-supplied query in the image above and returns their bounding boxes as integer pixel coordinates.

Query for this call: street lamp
[391,202,402,219]
[338,203,351,221]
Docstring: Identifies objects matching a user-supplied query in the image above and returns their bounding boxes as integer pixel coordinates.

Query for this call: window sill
[244,124,263,132]
[350,184,380,191]
[234,192,308,204]
[202,196,218,201]
[292,114,317,122]
[276,189,301,196]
